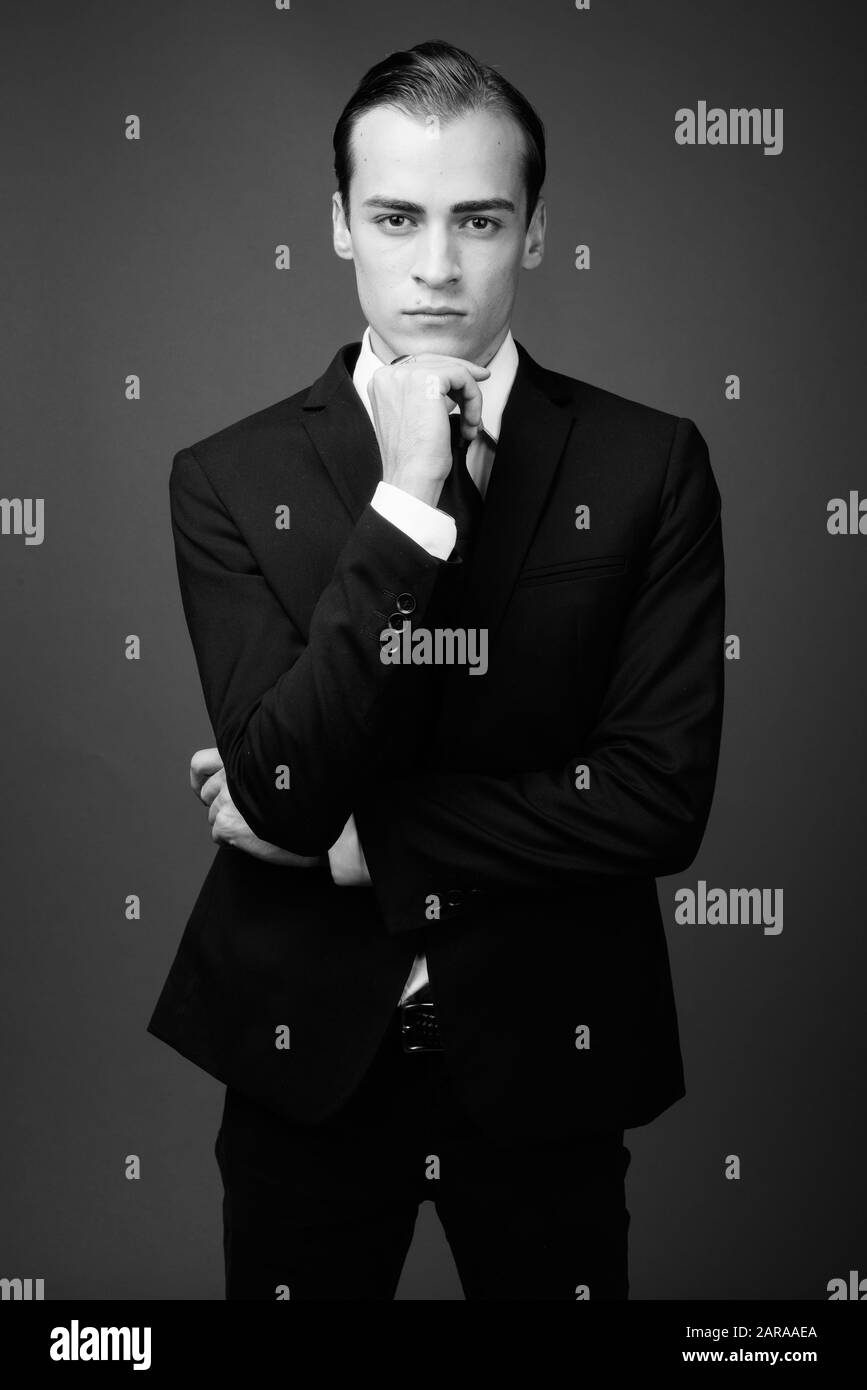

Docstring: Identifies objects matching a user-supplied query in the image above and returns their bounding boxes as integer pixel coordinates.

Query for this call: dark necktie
[438,412,484,563]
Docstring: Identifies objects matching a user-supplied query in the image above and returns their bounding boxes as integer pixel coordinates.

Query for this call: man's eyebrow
[362,196,517,215]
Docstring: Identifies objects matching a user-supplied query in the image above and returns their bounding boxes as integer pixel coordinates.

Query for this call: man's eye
[373,216,499,232]
[463,218,502,234]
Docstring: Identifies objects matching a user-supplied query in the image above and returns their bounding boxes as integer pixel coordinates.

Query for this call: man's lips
[403,309,466,316]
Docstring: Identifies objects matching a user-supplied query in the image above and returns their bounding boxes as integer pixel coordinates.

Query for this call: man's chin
[370,321,477,364]
[395,326,471,358]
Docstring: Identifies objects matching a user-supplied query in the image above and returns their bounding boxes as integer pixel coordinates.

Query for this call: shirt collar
[351,323,519,445]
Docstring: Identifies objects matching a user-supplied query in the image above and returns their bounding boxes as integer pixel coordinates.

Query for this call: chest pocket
[515,554,628,586]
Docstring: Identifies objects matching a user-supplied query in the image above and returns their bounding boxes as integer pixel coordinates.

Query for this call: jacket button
[387,613,410,630]
[445,889,464,909]
[395,592,416,615]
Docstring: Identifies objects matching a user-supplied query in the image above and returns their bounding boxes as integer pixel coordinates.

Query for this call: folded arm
[169,447,446,856]
[354,417,726,931]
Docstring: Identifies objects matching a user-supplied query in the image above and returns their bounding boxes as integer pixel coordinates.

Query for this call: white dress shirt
[327,323,519,1004]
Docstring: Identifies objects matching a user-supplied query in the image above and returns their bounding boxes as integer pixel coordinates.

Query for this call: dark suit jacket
[147,337,725,1142]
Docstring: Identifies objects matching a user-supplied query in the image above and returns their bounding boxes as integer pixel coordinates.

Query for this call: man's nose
[411,230,460,286]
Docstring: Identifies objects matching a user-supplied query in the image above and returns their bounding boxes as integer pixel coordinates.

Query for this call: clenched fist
[189,747,326,867]
[367,352,490,507]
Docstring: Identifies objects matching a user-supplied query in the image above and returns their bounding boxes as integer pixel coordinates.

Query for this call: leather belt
[398,1000,443,1053]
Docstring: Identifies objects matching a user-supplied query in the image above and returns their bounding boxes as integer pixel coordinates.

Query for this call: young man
[148,39,725,1300]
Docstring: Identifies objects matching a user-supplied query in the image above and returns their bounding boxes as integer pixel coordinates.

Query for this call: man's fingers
[438,368,485,438]
[384,353,490,436]
[199,767,227,806]
[448,383,484,433]
[388,351,491,378]
[190,746,223,793]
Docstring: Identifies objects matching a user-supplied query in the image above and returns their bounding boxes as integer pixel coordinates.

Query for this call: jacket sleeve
[354,417,726,932]
[169,445,444,855]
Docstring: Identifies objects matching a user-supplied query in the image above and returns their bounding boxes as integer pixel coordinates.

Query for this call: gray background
[2,0,864,1299]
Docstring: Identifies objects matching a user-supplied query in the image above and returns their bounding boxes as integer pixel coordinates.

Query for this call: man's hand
[190,748,326,867]
[368,352,490,507]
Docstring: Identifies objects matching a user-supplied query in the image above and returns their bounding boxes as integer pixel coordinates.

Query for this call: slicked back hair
[333,39,546,231]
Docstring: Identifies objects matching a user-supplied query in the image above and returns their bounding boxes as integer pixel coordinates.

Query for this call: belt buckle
[400,1000,442,1053]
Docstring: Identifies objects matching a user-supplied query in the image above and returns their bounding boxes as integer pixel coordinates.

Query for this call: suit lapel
[461,341,576,643]
[300,341,383,521]
[300,338,577,646]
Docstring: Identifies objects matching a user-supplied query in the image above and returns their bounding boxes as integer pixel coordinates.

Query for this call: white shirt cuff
[371,481,456,561]
[327,814,371,887]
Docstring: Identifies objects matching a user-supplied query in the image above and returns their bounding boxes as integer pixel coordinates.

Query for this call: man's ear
[521,195,546,270]
[333,191,353,261]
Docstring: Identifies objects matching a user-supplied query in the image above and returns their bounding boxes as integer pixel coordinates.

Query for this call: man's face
[332,104,545,367]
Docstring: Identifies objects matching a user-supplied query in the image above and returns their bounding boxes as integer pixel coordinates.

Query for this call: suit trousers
[214,1010,632,1300]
